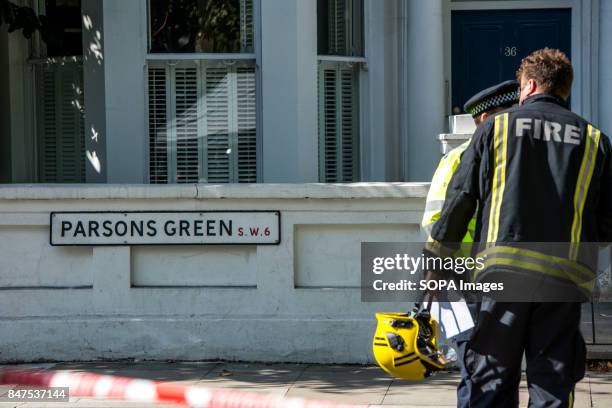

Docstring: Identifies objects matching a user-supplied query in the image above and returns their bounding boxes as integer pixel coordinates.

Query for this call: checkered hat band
[468,90,520,116]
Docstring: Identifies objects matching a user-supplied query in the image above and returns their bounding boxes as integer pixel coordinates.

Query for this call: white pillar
[82,0,107,182]
[260,0,318,182]
[599,0,612,136]
[362,0,400,182]
[82,0,148,183]
[403,0,445,182]
[102,0,148,183]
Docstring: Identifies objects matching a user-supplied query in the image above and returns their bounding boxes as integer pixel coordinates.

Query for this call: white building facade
[0,0,610,362]
[0,0,609,185]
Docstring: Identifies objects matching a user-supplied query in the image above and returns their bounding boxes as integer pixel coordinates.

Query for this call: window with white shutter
[36,61,85,183]
[236,66,257,183]
[318,61,359,182]
[317,0,363,182]
[34,0,85,183]
[147,0,257,184]
[148,67,169,184]
[147,60,257,184]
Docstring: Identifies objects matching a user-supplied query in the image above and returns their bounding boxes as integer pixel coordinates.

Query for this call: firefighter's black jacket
[428,93,612,283]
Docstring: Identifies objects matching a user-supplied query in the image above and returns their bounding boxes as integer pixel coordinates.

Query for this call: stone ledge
[0,183,430,200]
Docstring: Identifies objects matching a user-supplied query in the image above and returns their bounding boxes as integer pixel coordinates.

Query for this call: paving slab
[588,372,612,407]
[203,362,309,373]
[0,402,24,408]
[382,372,459,407]
[286,365,392,405]
[53,362,218,383]
[198,363,307,396]
[574,378,593,408]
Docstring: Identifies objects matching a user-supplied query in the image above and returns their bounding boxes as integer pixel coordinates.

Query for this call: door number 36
[504,46,518,57]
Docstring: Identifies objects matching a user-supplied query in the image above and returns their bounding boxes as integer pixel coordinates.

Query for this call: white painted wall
[0,183,429,363]
[260,0,318,183]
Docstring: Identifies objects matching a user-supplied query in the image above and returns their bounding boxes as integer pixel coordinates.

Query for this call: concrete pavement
[0,361,610,407]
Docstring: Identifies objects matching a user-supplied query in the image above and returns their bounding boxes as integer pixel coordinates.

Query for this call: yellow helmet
[373,312,447,381]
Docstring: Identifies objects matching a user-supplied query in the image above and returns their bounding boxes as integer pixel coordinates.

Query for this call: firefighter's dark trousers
[462,300,586,408]
[455,302,479,408]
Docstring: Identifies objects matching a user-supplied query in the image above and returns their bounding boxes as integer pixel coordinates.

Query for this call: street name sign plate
[50,211,280,246]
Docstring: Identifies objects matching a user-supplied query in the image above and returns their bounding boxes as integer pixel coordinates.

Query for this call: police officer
[422,80,520,239]
[422,80,519,408]
[425,48,612,407]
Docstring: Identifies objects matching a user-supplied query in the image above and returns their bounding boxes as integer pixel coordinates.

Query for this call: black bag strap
[412,291,433,316]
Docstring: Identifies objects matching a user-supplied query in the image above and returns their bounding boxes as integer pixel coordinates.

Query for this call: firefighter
[424,48,612,407]
[422,80,519,408]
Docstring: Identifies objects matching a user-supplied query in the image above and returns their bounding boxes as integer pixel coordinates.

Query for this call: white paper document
[427,301,475,339]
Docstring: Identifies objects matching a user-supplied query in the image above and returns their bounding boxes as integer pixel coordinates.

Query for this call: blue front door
[451,8,571,114]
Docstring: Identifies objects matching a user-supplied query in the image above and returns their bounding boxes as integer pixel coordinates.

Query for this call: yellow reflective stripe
[570,125,601,260]
[570,125,592,259]
[422,210,440,235]
[487,114,509,243]
[478,246,594,282]
[477,257,594,291]
[486,115,502,243]
[446,148,461,165]
[427,146,468,201]
[568,390,573,408]
[467,218,477,239]
[423,140,472,236]
[445,141,470,172]
[424,217,476,242]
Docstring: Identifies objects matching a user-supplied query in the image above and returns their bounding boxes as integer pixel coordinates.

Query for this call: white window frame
[144,0,262,184]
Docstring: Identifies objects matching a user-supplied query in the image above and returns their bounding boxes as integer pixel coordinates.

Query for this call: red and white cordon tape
[0,368,366,408]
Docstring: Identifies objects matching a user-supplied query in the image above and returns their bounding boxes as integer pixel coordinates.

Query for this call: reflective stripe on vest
[474,245,595,290]
[422,140,476,242]
[487,113,509,243]
[570,124,601,260]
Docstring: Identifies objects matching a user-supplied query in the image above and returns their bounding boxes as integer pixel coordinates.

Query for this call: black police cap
[463,80,520,117]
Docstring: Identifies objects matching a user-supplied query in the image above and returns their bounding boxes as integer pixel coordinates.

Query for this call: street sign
[50,211,280,246]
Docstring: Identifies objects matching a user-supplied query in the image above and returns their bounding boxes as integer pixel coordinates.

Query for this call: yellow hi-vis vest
[422,140,476,244]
